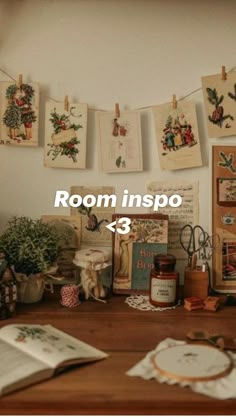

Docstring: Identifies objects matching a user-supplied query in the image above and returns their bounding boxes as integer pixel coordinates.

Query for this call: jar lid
[154,254,176,271]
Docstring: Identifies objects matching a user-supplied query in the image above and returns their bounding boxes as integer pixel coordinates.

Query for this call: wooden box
[184,267,209,299]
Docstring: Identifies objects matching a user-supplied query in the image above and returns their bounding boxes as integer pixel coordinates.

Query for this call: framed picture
[211,142,236,292]
[112,213,168,294]
[217,178,236,206]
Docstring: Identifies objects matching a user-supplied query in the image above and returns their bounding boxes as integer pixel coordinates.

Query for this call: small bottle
[149,254,179,307]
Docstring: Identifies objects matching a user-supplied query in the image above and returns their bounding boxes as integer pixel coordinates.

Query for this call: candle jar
[149,254,179,307]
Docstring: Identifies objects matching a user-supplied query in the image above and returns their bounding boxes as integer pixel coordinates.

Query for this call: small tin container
[149,254,179,307]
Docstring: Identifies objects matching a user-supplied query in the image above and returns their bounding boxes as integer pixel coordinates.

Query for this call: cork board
[212,144,236,291]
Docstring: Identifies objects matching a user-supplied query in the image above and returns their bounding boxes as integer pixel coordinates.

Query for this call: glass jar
[149,254,179,307]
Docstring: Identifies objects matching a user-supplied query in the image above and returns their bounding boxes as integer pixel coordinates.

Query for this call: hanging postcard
[44,101,87,169]
[152,100,202,171]
[96,110,143,173]
[0,81,39,146]
[202,71,236,138]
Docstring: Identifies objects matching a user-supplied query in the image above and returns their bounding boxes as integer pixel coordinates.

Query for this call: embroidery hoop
[152,343,233,382]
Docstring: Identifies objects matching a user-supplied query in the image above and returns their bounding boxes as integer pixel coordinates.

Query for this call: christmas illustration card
[152,100,202,171]
[202,71,236,138]
[96,110,143,173]
[0,81,39,146]
[44,102,87,169]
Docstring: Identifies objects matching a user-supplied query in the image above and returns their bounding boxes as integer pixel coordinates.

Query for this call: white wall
[0,0,236,232]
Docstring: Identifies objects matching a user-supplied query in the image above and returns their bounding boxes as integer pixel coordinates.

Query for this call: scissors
[179,224,206,269]
[198,231,220,271]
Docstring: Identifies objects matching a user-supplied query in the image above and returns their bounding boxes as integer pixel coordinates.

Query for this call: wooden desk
[1,292,236,415]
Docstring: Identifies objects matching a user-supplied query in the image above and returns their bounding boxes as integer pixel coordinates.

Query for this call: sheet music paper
[146,181,199,259]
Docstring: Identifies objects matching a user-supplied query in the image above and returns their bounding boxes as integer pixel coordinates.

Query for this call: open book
[0,324,108,396]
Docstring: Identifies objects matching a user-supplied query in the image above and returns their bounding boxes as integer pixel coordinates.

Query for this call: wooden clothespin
[115,103,120,118]
[17,74,23,88]
[221,65,227,81]
[64,95,69,112]
[172,94,177,109]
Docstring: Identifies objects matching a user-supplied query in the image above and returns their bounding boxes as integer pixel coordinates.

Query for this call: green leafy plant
[0,217,59,276]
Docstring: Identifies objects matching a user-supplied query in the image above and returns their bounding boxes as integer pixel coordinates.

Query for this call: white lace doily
[125,295,180,311]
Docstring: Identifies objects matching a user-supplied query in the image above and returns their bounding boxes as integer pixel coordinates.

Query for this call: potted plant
[0,217,59,303]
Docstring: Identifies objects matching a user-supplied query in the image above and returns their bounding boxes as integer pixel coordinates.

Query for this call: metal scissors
[179,224,207,269]
[198,231,220,271]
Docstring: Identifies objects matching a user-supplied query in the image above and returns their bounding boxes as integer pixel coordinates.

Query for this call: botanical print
[113,215,168,293]
[15,326,77,353]
[217,178,236,206]
[70,186,115,246]
[0,81,39,146]
[202,72,236,137]
[152,100,202,170]
[96,111,143,173]
[44,102,87,169]
[218,151,236,174]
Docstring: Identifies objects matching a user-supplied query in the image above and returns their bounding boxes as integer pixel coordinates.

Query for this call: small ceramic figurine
[0,252,17,319]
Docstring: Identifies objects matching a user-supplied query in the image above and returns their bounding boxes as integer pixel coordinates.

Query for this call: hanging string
[1,65,236,112]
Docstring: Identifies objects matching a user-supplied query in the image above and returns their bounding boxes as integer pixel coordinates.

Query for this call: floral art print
[44,102,87,168]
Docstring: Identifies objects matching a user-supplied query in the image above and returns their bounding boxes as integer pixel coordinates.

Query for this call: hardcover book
[112,213,168,294]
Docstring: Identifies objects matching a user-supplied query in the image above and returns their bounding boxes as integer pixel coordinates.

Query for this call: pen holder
[184,267,209,299]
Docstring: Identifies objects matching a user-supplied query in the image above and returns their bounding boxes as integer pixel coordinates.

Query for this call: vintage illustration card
[44,102,87,169]
[202,72,236,138]
[70,186,115,246]
[0,81,39,146]
[96,111,143,173]
[112,214,168,294]
[152,100,202,171]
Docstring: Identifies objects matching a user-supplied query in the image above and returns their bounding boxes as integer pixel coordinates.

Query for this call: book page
[0,324,108,369]
[0,339,48,396]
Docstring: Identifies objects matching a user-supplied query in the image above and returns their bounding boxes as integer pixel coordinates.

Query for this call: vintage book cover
[0,324,107,397]
[112,213,168,294]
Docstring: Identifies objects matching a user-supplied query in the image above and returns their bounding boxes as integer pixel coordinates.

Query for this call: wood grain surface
[1,289,236,415]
